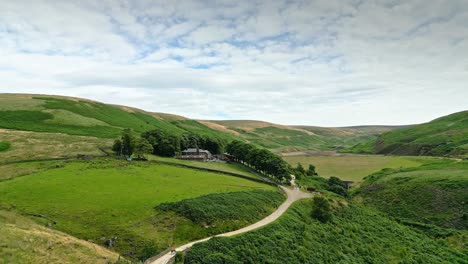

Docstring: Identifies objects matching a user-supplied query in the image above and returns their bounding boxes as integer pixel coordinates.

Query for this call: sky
[0,0,467,127]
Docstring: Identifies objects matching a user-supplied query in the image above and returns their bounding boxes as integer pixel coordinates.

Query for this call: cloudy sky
[1,0,467,126]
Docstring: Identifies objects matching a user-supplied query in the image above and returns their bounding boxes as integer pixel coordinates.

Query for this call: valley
[0,93,466,263]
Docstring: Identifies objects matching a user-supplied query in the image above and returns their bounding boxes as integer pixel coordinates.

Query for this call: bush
[311,196,332,223]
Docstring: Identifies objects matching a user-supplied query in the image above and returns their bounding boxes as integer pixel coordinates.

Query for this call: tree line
[112,129,226,158]
[226,140,291,182]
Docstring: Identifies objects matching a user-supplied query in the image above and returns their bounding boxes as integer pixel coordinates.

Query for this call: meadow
[0,129,112,163]
[283,154,442,182]
[147,155,261,179]
[0,159,280,260]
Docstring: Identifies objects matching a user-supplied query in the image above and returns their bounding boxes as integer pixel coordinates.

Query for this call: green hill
[0,94,234,141]
[202,120,399,152]
[355,160,468,231]
[345,111,468,156]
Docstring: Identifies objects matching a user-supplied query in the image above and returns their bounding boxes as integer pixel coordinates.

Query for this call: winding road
[146,176,313,264]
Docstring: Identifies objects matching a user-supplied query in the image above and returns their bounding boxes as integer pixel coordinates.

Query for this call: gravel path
[147,176,313,264]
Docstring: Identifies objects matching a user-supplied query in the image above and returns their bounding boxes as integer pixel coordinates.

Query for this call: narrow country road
[146,176,313,264]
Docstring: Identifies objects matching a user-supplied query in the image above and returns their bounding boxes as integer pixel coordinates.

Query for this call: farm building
[179,148,212,161]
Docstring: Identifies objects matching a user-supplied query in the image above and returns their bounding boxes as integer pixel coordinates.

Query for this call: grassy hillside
[344,111,468,157]
[0,159,280,261]
[0,210,121,264]
[203,120,399,152]
[184,200,466,263]
[355,160,468,230]
[0,94,234,142]
[0,141,10,152]
[0,129,112,163]
[284,155,441,182]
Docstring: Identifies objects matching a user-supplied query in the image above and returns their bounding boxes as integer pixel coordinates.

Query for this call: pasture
[0,159,279,260]
[283,155,442,182]
[148,155,261,179]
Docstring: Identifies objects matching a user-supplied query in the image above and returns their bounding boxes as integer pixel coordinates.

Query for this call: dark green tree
[311,196,332,223]
[134,139,154,159]
[307,164,318,176]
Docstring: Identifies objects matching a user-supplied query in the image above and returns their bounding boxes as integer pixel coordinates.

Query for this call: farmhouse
[180,148,212,161]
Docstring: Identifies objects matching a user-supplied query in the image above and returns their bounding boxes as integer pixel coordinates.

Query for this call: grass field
[148,155,261,179]
[0,159,280,260]
[0,129,112,163]
[283,155,442,182]
[0,210,121,264]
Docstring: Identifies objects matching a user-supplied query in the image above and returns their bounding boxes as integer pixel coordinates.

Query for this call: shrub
[311,196,332,223]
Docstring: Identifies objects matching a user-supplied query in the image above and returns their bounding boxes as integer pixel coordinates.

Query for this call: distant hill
[0,94,235,142]
[202,120,400,152]
[344,111,468,156]
[0,94,400,153]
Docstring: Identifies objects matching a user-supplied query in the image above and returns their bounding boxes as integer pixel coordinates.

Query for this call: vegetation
[184,200,466,263]
[344,111,468,157]
[0,159,277,261]
[157,190,284,232]
[226,140,291,182]
[0,210,122,264]
[355,160,468,230]
[0,141,10,152]
[283,155,440,182]
[310,196,332,223]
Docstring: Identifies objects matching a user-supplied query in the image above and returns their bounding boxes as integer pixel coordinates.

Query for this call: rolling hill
[201,120,399,152]
[0,94,234,141]
[345,111,468,157]
[0,94,400,154]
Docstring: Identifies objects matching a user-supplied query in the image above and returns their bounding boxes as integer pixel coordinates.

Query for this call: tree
[307,164,318,176]
[121,129,136,157]
[327,176,348,197]
[134,139,153,159]
[112,129,136,157]
[112,139,122,155]
[311,196,332,223]
[296,163,305,175]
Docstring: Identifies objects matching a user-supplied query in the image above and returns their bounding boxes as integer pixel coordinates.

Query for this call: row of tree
[112,129,227,158]
[141,129,225,156]
[226,140,291,182]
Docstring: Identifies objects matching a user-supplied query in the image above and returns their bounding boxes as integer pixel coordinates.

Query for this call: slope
[345,111,468,156]
[202,120,400,152]
[0,94,234,142]
[0,210,121,264]
[354,160,468,230]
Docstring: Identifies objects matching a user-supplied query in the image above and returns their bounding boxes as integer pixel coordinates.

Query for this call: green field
[283,155,441,182]
[184,200,466,263]
[0,159,280,260]
[148,155,261,179]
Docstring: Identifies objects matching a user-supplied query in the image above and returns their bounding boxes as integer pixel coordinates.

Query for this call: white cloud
[0,0,467,126]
